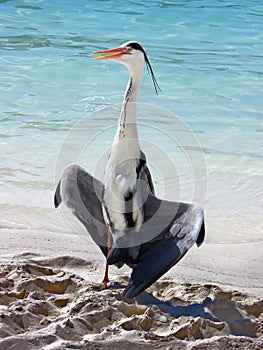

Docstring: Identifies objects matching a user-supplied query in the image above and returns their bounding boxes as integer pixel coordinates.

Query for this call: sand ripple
[0,254,262,349]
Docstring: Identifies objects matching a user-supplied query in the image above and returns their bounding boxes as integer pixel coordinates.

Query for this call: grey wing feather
[124,238,186,298]
[54,164,108,257]
[54,165,205,298]
[123,196,205,298]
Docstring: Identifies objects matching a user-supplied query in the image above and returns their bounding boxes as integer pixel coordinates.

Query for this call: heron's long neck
[114,72,142,142]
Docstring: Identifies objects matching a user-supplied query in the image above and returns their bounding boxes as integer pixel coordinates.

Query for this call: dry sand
[0,228,262,349]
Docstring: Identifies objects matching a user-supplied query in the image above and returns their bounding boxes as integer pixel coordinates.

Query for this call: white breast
[103,139,142,233]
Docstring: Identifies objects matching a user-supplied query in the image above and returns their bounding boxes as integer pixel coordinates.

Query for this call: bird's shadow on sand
[110,282,216,320]
[133,290,257,338]
[136,291,216,321]
[107,281,258,338]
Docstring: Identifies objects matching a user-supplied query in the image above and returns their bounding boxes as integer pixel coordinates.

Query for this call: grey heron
[54,41,205,298]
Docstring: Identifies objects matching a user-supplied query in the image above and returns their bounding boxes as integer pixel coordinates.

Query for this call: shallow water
[0,0,262,243]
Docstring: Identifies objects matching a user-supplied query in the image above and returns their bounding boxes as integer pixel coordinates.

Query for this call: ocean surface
[0,0,262,243]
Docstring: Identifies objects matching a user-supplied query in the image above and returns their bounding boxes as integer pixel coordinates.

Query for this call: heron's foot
[101,273,110,287]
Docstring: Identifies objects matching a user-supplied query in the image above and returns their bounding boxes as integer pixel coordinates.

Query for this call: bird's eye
[127,47,133,53]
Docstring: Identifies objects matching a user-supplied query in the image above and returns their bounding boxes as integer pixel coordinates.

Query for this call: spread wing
[54,164,205,298]
[54,164,108,257]
[123,197,205,298]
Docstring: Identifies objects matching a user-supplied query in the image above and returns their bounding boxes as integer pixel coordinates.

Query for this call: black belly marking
[124,191,135,228]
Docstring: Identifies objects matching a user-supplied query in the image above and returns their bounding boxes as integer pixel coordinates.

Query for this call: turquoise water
[0,0,262,242]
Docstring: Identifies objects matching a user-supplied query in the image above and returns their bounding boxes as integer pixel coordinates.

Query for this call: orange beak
[93,47,130,60]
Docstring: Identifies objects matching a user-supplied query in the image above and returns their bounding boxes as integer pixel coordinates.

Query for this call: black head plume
[127,42,162,95]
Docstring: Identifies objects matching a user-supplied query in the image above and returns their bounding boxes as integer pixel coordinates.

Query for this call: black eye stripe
[126,42,161,95]
[127,42,145,52]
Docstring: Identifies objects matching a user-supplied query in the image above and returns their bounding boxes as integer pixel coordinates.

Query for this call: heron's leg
[102,225,112,286]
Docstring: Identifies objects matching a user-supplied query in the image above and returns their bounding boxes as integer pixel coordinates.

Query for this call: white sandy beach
[0,227,262,349]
